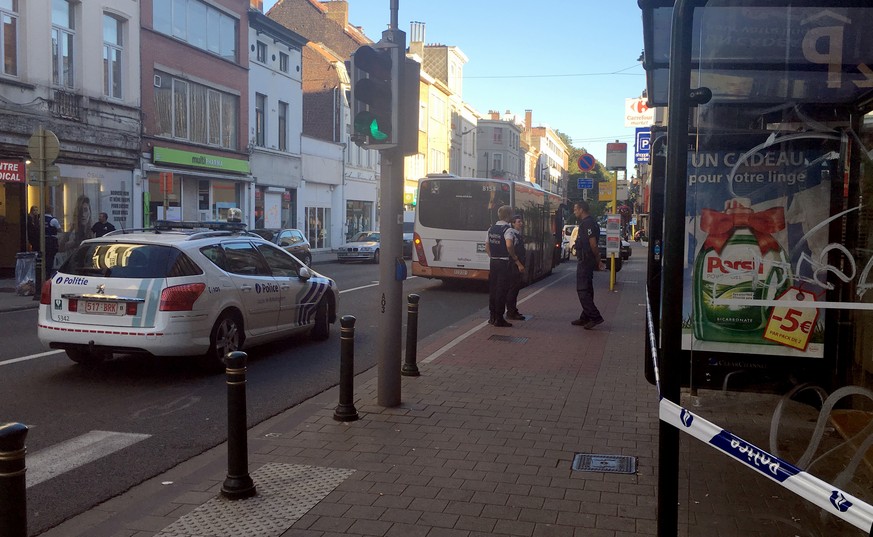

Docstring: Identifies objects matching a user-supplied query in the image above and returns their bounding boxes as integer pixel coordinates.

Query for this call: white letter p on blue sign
[635,128,651,164]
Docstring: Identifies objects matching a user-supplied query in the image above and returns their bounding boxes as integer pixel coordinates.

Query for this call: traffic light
[350,45,396,148]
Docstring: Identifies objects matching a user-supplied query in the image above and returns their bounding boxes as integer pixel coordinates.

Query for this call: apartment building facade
[247,10,307,231]
[268,0,380,246]
[477,111,523,182]
[140,0,252,227]
[525,110,569,195]
[0,0,141,274]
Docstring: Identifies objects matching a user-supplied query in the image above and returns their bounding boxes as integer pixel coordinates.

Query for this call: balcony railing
[51,89,81,120]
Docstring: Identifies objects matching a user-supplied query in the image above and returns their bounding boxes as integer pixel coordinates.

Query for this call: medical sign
[0,160,24,182]
[635,128,651,164]
[625,98,654,127]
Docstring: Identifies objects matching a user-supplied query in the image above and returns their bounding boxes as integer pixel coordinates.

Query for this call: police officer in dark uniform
[485,205,521,327]
[43,205,61,279]
[505,215,526,320]
[571,200,605,329]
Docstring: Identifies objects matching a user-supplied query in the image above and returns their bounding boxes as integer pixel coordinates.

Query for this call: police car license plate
[84,301,120,315]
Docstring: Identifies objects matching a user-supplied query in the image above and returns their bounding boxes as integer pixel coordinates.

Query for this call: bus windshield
[418,179,510,231]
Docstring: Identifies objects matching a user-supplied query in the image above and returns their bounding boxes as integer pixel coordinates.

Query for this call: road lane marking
[340,276,418,295]
[27,430,151,488]
[0,350,64,367]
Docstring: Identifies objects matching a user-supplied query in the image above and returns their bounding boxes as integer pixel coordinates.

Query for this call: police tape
[645,295,873,533]
[659,398,873,533]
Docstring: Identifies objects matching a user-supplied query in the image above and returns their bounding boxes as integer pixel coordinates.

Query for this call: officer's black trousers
[506,263,523,315]
[489,258,512,320]
[576,260,603,322]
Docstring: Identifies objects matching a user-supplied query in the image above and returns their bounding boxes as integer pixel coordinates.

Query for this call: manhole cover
[572,453,637,474]
[487,335,528,343]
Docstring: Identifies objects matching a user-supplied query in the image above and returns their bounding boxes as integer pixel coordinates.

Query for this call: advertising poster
[682,137,839,358]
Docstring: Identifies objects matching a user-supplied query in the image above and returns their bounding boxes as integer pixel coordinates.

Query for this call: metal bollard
[0,422,28,537]
[401,294,421,377]
[221,351,257,500]
[333,315,359,422]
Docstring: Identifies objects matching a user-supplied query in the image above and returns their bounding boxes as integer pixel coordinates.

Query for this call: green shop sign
[153,147,250,174]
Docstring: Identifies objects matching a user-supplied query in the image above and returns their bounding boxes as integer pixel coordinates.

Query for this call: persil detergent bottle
[693,197,790,345]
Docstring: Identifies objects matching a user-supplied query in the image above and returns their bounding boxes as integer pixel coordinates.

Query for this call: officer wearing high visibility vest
[43,205,61,279]
[485,205,522,327]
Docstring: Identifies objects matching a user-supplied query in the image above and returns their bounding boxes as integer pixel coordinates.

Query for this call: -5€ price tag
[763,287,819,351]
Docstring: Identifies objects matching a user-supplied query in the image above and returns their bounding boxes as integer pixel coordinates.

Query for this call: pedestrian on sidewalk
[505,215,526,321]
[27,206,40,252]
[571,200,605,329]
[91,212,116,237]
[485,205,521,327]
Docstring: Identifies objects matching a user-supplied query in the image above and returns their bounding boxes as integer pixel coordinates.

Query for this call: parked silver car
[337,231,381,263]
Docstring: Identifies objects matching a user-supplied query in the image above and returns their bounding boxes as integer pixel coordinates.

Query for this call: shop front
[24,164,135,272]
[0,160,27,275]
[254,187,297,230]
[144,146,251,226]
[345,199,374,241]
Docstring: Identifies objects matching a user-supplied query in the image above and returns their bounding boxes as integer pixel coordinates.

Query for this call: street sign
[606,214,621,256]
[577,153,596,172]
[28,165,60,186]
[599,181,614,202]
[635,128,651,164]
[27,129,60,164]
[577,178,594,189]
[606,142,628,170]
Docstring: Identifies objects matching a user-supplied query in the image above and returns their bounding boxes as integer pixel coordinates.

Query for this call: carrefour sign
[625,98,654,128]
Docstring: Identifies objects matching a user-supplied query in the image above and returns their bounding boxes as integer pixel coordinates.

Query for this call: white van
[561,225,577,260]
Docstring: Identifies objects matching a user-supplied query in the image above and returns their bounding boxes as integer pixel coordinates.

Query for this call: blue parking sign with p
[635,128,651,164]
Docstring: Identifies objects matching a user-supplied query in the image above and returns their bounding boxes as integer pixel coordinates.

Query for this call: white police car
[37,221,338,368]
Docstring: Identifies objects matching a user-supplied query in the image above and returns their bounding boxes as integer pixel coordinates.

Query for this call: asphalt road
[0,260,491,535]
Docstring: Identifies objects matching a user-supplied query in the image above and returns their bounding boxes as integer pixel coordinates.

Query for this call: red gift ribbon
[700,206,785,254]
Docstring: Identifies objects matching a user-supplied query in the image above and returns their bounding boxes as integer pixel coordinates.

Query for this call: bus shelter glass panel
[676,4,873,536]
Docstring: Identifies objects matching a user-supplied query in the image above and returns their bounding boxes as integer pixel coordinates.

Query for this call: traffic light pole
[377,148,403,407]
[376,2,405,407]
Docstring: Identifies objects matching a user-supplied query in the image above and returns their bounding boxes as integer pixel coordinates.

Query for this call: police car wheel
[372,249,380,264]
[311,298,330,341]
[66,348,108,367]
[206,311,244,368]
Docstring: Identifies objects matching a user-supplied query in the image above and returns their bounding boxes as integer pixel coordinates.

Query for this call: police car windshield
[62,244,191,279]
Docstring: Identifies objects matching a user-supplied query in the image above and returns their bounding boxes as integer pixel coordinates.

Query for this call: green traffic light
[354,111,390,141]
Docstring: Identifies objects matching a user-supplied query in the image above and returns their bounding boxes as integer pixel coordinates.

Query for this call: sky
[263,0,647,172]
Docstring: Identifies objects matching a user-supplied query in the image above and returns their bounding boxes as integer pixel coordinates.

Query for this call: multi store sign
[0,160,25,183]
[153,146,250,174]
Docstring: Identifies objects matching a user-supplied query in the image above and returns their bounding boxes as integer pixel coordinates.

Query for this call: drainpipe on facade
[341,142,347,246]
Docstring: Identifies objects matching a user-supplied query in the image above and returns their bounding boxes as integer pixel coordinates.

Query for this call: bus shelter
[641,1,873,535]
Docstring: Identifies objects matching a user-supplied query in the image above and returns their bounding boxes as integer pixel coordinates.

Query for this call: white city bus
[412,174,562,283]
